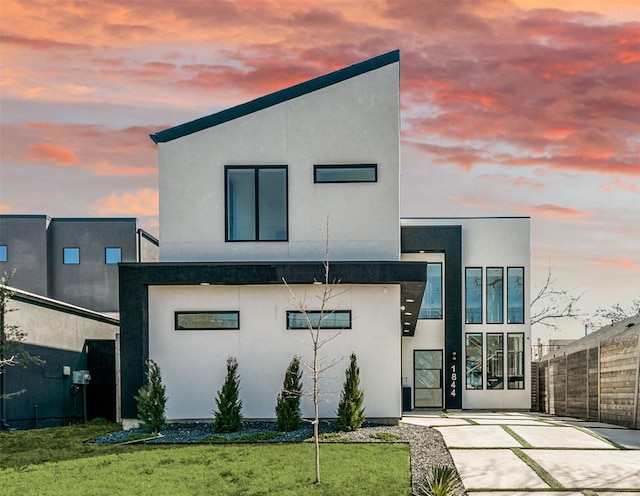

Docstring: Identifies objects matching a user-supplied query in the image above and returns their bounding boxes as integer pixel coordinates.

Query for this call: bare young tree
[282,221,347,485]
[587,297,640,329]
[530,266,583,332]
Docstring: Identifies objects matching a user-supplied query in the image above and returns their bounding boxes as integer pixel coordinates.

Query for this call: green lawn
[0,424,411,495]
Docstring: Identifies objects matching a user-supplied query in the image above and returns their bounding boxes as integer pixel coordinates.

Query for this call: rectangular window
[63,247,80,264]
[414,350,443,408]
[105,247,122,264]
[507,333,525,389]
[486,333,504,390]
[419,263,442,319]
[175,311,240,330]
[465,267,482,324]
[486,267,504,324]
[226,166,287,241]
[286,310,351,330]
[507,267,524,324]
[465,333,483,390]
[0,245,7,262]
[314,164,377,183]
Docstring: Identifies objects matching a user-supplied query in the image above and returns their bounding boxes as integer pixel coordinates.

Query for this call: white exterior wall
[158,63,400,263]
[148,284,401,420]
[402,218,531,410]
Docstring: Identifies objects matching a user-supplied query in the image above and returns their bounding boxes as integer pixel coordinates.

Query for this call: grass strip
[512,448,564,489]
[501,425,533,448]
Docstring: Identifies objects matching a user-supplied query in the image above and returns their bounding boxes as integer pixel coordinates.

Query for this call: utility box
[72,370,91,385]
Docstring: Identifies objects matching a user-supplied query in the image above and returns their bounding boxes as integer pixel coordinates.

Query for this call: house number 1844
[450,365,457,397]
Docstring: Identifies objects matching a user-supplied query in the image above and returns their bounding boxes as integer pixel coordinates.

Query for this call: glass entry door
[414,350,443,408]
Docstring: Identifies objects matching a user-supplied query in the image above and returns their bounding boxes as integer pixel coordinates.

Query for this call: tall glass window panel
[465,333,483,389]
[258,168,287,240]
[105,247,122,264]
[419,263,443,319]
[63,247,80,264]
[486,333,504,389]
[226,168,256,241]
[486,267,504,324]
[465,267,482,324]
[507,267,525,324]
[507,333,525,389]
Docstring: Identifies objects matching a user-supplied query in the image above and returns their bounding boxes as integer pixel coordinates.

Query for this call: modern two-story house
[119,50,531,425]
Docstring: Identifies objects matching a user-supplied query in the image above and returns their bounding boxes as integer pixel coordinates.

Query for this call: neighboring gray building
[0,215,158,313]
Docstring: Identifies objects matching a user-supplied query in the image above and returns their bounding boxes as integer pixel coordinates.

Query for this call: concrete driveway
[402,412,640,495]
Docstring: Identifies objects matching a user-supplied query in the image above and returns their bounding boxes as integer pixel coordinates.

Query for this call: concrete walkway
[402,412,640,495]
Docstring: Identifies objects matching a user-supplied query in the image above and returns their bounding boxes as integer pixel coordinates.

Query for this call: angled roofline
[149,50,400,144]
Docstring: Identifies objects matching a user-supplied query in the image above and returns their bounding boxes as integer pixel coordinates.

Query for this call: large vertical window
[63,247,80,264]
[507,333,525,389]
[507,267,524,324]
[465,333,483,389]
[0,245,7,262]
[486,333,504,389]
[486,267,504,324]
[465,267,482,324]
[419,263,442,319]
[226,166,287,241]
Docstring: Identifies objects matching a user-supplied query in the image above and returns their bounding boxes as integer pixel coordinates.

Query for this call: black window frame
[465,332,483,390]
[486,267,504,324]
[286,310,352,330]
[0,245,7,263]
[105,247,122,265]
[175,311,240,330]
[63,247,80,265]
[465,267,483,324]
[313,164,377,183]
[225,165,288,242]
[507,332,525,389]
[507,267,525,324]
[418,262,443,320]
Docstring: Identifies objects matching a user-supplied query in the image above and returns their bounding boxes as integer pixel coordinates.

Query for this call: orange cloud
[91,188,159,217]
[591,257,639,270]
[27,143,78,165]
[526,204,590,220]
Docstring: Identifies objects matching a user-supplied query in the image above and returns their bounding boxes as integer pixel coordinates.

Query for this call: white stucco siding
[148,284,401,421]
[158,62,400,263]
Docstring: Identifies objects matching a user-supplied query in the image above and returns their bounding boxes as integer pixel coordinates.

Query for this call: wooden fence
[535,329,640,429]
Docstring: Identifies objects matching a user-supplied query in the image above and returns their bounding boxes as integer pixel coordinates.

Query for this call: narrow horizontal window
[63,247,80,265]
[314,164,377,183]
[287,310,351,330]
[105,247,122,264]
[175,311,239,330]
[0,245,7,262]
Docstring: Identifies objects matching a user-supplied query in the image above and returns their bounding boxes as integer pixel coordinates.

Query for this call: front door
[414,350,443,408]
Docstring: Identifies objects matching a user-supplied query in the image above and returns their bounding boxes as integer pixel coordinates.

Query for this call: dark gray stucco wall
[48,218,138,312]
[0,215,49,294]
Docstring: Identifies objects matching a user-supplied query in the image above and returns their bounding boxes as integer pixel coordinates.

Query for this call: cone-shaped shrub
[134,359,167,434]
[275,356,303,431]
[336,352,366,431]
[213,356,243,433]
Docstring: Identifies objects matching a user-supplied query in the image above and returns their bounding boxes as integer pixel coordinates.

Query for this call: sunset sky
[1,0,638,341]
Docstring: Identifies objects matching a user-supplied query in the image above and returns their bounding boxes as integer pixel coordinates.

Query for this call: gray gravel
[91,420,466,495]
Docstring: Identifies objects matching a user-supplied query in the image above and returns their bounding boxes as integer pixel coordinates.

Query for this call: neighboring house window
[486,267,504,324]
[314,164,377,183]
[63,247,80,264]
[507,267,524,324]
[225,166,288,241]
[175,311,240,330]
[418,263,442,319]
[286,310,351,330]
[507,333,525,389]
[465,268,482,324]
[486,333,504,390]
[465,333,483,389]
[105,247,122,264]
[0,245,7,262]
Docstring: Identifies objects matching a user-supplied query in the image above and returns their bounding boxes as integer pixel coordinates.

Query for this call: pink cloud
[26,144,78,165]
[526,204,590,219]
[591,257,639,270]
[91,188,159,217]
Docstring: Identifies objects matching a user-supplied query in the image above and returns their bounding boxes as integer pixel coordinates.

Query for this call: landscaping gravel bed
[91,420,465,495]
